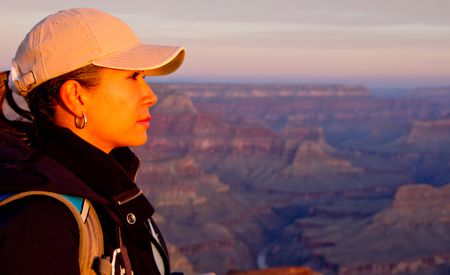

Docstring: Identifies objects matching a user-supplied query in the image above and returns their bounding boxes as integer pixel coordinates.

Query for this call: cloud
[129,0,450,26]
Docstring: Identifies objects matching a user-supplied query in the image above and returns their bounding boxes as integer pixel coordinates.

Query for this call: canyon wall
[135,84,450,275]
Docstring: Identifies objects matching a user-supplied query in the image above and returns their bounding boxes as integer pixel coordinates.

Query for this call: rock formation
[134,83,450,274]
[405,118,450,152]
[265,184,450,274]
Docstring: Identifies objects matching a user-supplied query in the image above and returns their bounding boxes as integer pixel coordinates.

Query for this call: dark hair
[0,64,103,144]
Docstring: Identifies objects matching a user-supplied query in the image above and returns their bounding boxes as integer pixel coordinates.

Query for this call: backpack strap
[0,191,106,275]
[60,194,90,222]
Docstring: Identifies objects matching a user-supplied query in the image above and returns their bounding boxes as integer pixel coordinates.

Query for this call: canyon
[134,83,450,275]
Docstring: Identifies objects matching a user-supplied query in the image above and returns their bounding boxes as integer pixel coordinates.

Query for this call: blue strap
[61,194,84,214]
[0,193,12,201]
[0,193,84,215]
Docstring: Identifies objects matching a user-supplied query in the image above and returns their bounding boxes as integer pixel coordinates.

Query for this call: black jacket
[0,121,170,275]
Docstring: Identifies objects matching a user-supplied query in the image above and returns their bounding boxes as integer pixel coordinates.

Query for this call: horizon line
[148,77,450,90]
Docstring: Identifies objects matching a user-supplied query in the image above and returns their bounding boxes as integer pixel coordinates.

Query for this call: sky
[0,0,449,88]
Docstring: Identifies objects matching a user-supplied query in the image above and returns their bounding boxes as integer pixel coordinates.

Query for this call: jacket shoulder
[0,191,105,275]
[0,194,80,275]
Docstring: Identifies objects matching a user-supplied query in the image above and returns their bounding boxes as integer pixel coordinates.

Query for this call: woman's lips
[137,116,151,127]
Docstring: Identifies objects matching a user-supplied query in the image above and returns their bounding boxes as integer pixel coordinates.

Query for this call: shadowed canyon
[133,83,450,275]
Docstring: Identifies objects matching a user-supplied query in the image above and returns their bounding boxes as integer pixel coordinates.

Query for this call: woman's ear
[58,80,87,117]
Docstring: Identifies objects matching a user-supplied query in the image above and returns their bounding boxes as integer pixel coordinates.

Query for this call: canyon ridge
[133,83,450,275]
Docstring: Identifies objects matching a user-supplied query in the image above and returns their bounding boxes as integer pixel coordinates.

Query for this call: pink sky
[1,0,449,87]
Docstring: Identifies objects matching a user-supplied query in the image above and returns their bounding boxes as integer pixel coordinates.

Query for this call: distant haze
[1,0,449,88]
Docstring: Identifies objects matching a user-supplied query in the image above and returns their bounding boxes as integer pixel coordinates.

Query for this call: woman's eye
[130,71,145,80]
[130,72,140,80]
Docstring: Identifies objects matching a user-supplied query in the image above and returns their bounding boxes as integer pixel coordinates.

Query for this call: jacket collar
[35,120,138,197]
[34,120,155,225]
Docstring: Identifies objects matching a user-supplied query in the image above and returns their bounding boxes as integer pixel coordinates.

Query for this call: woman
[0,7,185,275]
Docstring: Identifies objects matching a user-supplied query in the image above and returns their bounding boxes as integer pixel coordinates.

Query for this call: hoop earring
[74,111,87,129]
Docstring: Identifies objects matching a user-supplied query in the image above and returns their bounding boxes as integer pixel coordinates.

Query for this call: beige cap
[9,7,185,95]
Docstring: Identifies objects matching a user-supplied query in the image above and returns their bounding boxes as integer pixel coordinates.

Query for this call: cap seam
[36,18,46,90]
[94,40,142,63]
[71,9,140,63]
[71,9,103,61]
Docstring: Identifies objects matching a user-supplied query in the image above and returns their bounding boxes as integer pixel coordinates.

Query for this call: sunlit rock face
[284,138,364,175]
[405,118,450,152]
[135,84,450,275]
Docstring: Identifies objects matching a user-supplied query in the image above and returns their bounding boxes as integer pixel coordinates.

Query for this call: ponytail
[0,71,34,143]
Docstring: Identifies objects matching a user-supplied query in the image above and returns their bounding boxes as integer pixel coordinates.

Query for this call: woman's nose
[143,82,158,107]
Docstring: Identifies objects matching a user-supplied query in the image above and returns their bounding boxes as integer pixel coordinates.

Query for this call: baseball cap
[9,7,185,95]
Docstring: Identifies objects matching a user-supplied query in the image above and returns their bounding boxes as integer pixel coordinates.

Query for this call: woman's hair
[0,64,103,144]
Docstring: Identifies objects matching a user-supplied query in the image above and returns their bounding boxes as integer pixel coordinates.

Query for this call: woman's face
[82,68,157,152]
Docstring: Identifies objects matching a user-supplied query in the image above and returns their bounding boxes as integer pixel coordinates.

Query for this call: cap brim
[93,44,185,76]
